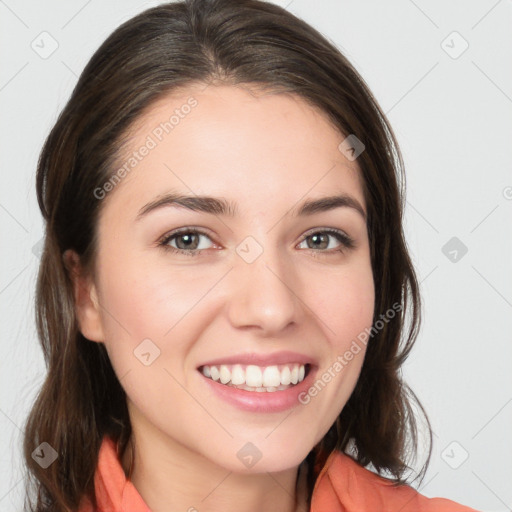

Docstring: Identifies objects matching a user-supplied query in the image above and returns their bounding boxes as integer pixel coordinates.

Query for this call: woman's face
[76,83,374,473]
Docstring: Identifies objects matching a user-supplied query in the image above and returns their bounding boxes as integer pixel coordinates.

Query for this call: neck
[121,432,310,512]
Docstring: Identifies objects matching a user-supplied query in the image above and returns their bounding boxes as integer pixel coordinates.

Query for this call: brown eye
[298,229,355,254]
[159,229,214,257]
[173,232,201,250]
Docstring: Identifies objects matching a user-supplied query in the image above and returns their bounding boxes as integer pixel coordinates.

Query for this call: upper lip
[197,350,317,369]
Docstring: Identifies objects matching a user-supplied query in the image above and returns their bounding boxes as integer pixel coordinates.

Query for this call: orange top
[78,436,479,512]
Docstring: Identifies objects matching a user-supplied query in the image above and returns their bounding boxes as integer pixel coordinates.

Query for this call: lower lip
[199,366,317,413]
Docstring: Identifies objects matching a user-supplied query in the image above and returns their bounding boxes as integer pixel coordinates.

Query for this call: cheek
[315,261,374,398]
[293,263,374,440]
[96,248,197,337]
[95,250,223,377]
[319,263,375,349]
[95,259,205,411]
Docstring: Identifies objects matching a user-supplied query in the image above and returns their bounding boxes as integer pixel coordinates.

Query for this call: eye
[158,227,355,258]
[158,228,214,257]
[297,229,355,255]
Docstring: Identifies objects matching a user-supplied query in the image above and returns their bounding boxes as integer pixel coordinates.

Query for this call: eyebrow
[135,192,366,222]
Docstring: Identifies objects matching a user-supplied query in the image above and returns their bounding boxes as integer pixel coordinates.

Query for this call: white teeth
[219,365,231,384]
[280,366,291,385]
[200,362,308,391]
[262,366,281,387]
[210,366,220,381]
[290,365,299,385]
[246,365,263,387]
[227,383,294,392]
[230,364,245,385]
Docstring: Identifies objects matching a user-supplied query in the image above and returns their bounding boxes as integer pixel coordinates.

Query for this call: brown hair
[23,0,432,510]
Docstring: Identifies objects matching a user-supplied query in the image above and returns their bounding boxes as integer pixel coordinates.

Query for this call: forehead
[101,83,365,221]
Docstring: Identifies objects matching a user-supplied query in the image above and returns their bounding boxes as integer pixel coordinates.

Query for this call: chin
[206,438,312,475]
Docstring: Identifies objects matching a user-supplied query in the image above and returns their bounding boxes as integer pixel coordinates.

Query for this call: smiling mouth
[198,363,311,392]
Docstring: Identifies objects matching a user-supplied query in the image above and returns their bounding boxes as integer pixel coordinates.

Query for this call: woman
[23,0,479,510]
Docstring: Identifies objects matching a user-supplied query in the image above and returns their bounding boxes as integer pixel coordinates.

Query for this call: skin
[66,83,375,512]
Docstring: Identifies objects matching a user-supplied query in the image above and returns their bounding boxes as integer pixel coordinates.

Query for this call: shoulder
[310,450,480,512]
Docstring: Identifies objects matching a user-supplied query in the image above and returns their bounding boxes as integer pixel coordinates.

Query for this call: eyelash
[157,227,355,258]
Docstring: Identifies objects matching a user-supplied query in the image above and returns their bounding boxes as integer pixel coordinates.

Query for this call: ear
[63,249,105,343]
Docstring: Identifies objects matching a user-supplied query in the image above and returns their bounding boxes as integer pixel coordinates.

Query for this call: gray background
[1,1,511,511]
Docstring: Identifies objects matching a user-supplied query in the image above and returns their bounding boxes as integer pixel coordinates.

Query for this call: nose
[226,244,300,335]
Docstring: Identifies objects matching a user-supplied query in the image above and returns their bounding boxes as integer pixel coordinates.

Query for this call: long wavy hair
[23,0,432,510]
